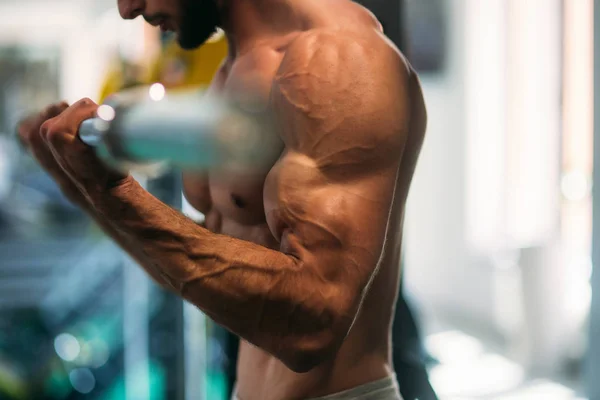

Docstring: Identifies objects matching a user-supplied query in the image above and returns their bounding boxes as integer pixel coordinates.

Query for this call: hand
[17,98,130,207]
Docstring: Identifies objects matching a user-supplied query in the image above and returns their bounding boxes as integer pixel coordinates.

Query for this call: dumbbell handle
[78,118,107,147]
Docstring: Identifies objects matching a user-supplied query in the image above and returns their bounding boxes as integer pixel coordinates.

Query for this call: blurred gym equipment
[78,85,276,175]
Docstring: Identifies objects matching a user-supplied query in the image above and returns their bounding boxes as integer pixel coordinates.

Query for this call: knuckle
[43,104,59,117]
[47,104,64,116]
[77,97,96,108]
[59,102,70,113]
[39,119,55,138]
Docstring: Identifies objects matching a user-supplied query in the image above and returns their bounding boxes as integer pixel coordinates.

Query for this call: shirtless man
[17,0,427,398]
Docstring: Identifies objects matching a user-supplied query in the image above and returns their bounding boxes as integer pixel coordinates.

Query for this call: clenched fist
[17,98,130,208]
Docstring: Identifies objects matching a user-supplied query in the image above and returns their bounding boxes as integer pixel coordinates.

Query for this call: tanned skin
[18,0,426,398]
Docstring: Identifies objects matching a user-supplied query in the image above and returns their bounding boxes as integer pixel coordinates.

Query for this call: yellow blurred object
[97,56,147,103]
[0,360,28,400]
[98,31,228,103]
[97,66,123,104]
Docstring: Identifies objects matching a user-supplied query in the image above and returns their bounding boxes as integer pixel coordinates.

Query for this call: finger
[23,103,70,173]
[55,98,97,127]
[33,102,70,143]
[29,104,73,174]
[44,101,70,118]
[15,101,90,205]
[17,102,69,149]
[40,98,98,145]
[29,125,84,200]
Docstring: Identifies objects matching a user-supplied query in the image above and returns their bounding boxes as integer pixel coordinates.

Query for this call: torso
[183,1,426,399]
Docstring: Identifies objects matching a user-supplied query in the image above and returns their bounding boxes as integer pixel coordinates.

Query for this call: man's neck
[219,0,316,57]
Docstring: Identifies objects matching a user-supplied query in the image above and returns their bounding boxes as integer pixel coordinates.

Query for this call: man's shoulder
[279,26,408,77]
[274,27,414,124]
[271,28,414,172]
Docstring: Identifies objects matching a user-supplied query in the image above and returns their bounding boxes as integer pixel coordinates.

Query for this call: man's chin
[177,0,221,50]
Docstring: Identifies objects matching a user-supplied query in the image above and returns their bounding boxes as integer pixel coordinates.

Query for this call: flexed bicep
[262,30,411,331]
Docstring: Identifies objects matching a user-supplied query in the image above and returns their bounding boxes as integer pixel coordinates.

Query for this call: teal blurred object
[206,370,228,400]
[78,86,277,176]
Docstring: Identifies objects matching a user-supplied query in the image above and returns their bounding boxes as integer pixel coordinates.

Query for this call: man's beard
[178,0,221,50]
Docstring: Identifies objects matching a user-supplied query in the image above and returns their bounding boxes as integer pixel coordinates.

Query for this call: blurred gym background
[0,0,597,399]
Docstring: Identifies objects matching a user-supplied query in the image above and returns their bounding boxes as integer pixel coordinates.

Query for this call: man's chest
[184,46,290,220]
[182,163,282,250]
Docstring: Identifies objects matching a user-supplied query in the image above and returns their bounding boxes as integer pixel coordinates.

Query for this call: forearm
[86,207,174,289]
[90,177,348,371]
